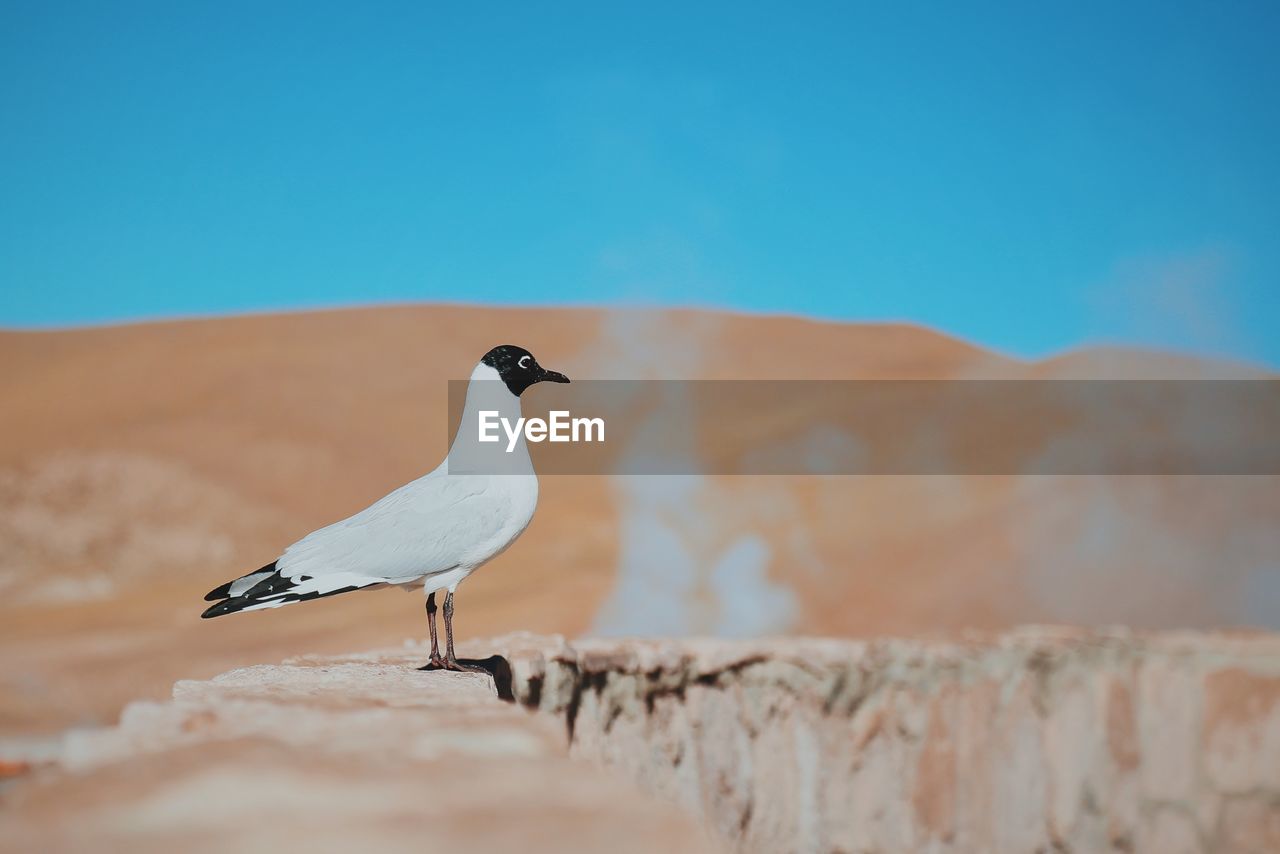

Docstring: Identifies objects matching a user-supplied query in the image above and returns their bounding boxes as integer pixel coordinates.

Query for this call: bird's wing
[274,470,500,585]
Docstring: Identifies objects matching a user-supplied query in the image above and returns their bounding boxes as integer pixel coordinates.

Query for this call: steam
[582,309,798,637]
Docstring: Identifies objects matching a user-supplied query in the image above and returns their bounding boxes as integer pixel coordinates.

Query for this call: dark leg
[423,592,446,669]
[442,590,486,673]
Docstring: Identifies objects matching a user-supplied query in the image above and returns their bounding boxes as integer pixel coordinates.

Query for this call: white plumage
[202,346,567,671]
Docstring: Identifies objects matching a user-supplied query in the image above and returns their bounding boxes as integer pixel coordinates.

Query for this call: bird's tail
[201,562,372,619]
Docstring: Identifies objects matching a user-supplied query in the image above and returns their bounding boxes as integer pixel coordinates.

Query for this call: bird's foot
[417,653,448,671]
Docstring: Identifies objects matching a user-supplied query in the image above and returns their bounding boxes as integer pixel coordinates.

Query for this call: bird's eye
[518,355,532,369]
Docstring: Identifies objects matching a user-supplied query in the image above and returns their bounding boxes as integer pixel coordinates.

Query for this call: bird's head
[480,345,571,397]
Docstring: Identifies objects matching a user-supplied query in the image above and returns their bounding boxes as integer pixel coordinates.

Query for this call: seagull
[201,345,570,673]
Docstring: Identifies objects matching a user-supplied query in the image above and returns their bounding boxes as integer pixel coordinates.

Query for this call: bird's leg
[442,590,486,673]
[424,592,446,669]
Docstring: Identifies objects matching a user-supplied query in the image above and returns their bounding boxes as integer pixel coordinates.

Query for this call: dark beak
[539,368,570,384]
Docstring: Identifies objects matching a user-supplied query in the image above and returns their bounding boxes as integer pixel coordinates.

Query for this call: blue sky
[2,2,1278,365]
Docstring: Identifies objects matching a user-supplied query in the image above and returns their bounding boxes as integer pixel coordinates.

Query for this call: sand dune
[1,305,1275,735]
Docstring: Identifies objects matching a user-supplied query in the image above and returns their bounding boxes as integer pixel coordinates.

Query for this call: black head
[481,345,570,396]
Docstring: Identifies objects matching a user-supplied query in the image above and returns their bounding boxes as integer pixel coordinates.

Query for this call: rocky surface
[481,629,1280,852]
[4,629,1280,852]
[0,645,722,854]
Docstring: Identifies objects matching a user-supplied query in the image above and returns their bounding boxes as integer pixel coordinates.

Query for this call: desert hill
[1,305,1275,735]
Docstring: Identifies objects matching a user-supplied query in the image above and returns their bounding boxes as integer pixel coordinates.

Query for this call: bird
[201,344,570,673]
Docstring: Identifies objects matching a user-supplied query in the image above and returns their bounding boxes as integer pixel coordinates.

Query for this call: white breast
[421,472,538,594]
[466,473,539,565]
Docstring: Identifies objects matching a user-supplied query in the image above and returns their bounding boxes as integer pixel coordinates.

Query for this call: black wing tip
[203,561,277,602]
[201,599,236,619]
[201,593,264,619]
[202,584,367,619]
[203,581,233,602]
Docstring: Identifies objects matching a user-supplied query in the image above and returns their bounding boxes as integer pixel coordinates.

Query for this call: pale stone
[1043,675,1099,843]
[1137,807,1203,854]
[1217,797,1280,854]
[4,629,1280,853]
[1138,657,1201,804]
[1202,669,1280,794]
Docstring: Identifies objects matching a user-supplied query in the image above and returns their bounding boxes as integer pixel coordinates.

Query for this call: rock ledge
[4,628,1280,853]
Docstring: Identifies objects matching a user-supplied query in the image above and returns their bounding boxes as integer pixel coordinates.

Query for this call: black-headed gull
[201,345,570,672]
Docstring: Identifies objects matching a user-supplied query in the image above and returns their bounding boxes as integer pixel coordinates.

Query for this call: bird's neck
[446,363,532,473]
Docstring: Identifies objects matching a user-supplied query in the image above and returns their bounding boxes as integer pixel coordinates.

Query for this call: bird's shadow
[418,655,514,702]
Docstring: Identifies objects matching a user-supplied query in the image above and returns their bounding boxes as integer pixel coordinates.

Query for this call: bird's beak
[540,368,570,384]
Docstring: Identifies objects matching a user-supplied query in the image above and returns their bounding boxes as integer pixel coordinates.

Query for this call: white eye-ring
[518,355,532,369]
